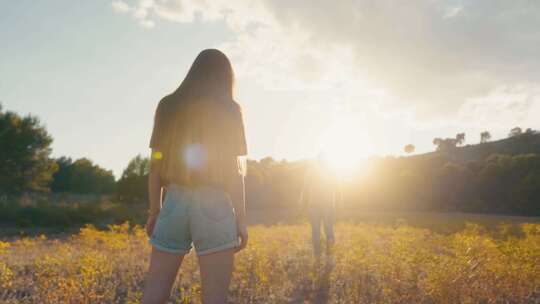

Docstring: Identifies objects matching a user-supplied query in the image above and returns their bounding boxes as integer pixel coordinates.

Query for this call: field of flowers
[1,220,539,303]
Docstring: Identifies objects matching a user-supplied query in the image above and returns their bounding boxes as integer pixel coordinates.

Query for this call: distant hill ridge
[413,133,540,163]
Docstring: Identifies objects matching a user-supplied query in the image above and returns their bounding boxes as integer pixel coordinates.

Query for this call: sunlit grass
[0,221,539,303]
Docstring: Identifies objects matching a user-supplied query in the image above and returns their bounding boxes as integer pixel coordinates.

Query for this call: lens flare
[151,151,163,160]
[184,144,207,170]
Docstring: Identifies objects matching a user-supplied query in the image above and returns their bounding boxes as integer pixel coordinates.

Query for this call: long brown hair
[152,49,246,186]
[175,49,234,101]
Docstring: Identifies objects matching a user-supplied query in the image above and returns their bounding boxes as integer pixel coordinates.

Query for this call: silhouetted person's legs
[309,208,322,257]
[323,208,335,255]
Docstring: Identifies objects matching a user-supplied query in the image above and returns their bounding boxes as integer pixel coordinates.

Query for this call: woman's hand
[146,214,159,237]
[235,220,248,253]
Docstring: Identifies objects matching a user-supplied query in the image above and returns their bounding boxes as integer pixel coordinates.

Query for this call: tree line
[1,104,539,216]
[1,104,121,197]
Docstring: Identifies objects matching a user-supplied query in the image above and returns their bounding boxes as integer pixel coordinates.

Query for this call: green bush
[0,200,147,229]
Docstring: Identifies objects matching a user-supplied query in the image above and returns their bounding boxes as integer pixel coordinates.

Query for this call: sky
[1,0,540,178]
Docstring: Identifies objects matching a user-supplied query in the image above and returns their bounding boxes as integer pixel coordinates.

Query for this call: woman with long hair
[142,49,248,304]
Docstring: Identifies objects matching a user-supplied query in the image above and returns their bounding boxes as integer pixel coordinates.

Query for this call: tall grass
[1,221,539,303]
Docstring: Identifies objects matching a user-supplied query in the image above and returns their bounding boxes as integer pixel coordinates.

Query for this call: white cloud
[111,0,130,13]
[459,85,540,128]
[109,0,271,30]
[139,19,155,28]
[110,0,540,130]
[443,5,464,19]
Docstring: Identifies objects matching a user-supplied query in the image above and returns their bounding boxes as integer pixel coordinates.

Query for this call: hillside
[412,133,540,163]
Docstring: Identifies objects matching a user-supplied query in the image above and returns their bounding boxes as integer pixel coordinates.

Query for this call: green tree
[115,155,150,203]
[404,144,415,154]
[0,104,58,194]
[433,137,457,152]
[455,133,466,146]
[51,157,115,194]
[50,156,74,192]
[480,131,491,143]
[524,128,538,135]
[509,127,522,137]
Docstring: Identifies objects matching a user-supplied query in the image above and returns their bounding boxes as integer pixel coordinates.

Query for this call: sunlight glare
[318,118,373,177]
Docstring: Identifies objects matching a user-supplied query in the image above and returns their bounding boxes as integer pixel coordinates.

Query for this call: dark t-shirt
[149,96,248,186]
[149,96,248,156]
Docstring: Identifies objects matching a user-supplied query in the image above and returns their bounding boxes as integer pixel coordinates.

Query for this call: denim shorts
[150,184,239,255]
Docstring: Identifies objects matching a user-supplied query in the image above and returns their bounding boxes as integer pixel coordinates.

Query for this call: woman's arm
[146,149,163,237]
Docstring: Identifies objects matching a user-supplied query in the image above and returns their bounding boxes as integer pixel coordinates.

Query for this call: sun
[317,118,374,177]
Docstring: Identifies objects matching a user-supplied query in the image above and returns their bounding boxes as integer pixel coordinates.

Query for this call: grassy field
[1,214,539,303]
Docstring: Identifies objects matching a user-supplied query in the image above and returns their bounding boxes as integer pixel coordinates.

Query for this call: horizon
[2,1,540,178]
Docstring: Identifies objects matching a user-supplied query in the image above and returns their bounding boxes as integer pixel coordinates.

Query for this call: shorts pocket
[152,200,190,248]
[157,195,176,220]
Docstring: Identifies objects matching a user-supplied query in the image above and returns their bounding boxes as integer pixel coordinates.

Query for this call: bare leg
[142,247,185,304]
[310,209,322,257]
[323,210,335,255]
[198,248,235,304]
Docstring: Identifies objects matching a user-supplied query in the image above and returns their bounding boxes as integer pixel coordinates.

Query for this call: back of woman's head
[175,48,234,102]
